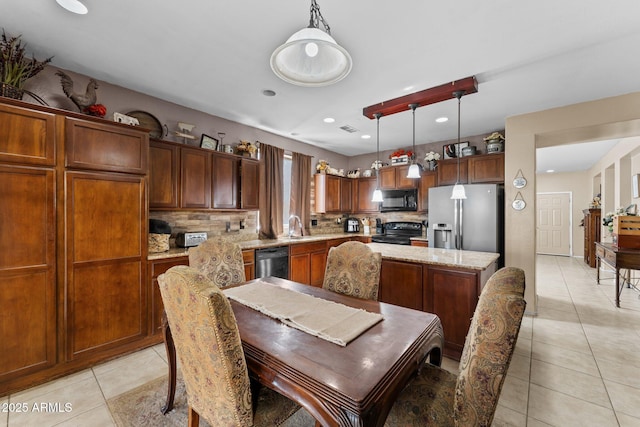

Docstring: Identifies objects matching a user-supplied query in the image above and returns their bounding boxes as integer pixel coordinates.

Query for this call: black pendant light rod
[375,112,382,182]
[453,90,465,183]
[409,103,418,163]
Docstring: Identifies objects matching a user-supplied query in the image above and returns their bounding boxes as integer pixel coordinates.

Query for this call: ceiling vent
[339,124,359,133]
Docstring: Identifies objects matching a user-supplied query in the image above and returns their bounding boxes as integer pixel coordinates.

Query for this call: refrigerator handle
[459,199,463,249]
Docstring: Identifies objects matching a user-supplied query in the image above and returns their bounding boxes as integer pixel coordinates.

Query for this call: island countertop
[149,234,498,271]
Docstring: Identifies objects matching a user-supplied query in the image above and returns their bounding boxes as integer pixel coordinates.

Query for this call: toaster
[176,232,208,248]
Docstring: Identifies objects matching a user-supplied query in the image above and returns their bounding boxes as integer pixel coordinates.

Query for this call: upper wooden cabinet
[380,165,417,189]
[0,103,56,166]
[65,117,148,174]
[418,171,438,212]
[354,177,380,213]
[149,140,179,209]
[315,174,354,213]
[240,159,260,210]
[437,153,504,185]
[180,147,212,209]
[468,153,505,183]
[150,140,259,211]
[212,152,238,209]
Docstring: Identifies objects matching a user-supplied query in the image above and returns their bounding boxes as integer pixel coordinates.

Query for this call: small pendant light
[371,113,384,203]
[451,90,467,200]
[406,103,421,179]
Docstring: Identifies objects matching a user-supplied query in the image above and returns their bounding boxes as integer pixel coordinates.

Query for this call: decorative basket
[0,83,23,100]
[612,215,640,248]
[148,233,170,253]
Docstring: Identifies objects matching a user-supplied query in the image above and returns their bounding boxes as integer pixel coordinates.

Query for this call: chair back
[189,237,246,287]
[322,241,382,300]
[454,266,526,426]
[158,265,253,426]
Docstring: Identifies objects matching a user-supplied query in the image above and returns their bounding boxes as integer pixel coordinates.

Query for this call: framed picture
[443,141,469,159]
[200,134,219,150]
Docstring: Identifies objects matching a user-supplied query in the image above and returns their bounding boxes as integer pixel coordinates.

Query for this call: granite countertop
[365,243,499,271]
[149,233,498,271]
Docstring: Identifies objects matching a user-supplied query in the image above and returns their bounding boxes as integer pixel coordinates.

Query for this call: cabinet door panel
[395,165,417,189]
[325,176,341,212]
[65,117,148,174]
[289,253,310,284]
[212,154,238,209]
[437,159,468,185]
[0,166,56,380]
[379,260,422,310]
[310,251,327,287]
[418,171,437,212]
[468,153,504,183]
[380,168,396,189]
[69,261,145,358]
[340,178,353,212]
[0,103,55,166]
[181,148,211,209]
[149,140,179,208]
[355,178,380,213]
[240,159,259,209]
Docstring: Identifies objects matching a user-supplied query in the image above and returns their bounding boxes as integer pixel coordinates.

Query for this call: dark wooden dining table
[162,276,444,427]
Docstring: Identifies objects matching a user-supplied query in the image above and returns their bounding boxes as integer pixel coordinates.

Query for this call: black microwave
[380,188,418,212]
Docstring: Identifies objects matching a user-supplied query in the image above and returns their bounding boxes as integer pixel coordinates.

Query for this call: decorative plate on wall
[125,110,163,139]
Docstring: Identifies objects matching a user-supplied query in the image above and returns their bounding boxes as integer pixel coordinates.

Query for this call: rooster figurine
[55,71,99,112]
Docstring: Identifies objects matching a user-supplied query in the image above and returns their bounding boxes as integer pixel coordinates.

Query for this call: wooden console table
[595,242,640,307]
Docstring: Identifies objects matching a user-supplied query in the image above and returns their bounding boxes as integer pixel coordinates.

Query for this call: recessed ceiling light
[323,117,335,123]
[262,89,276,97]
[546,169,555,173]
[361,134,371,139]
[435,117,448,123]
[56,0,88,14]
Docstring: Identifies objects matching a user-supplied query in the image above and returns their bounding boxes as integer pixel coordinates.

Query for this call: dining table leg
[161,311,177,415]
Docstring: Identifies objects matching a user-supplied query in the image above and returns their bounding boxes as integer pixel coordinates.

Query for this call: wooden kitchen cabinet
[583,208,601,268]
[379,260,423,310]
[180,147,212,209]
[240,158,260,209]
[0,102,56,166]
[437,157,468,185]
[149,139,180,209]
[148,256,188,336]
[468,153,504,183]
[0,165,56,382]
[289,241,327,287]
[418,170,437,211]
[380,165,417,189]
[65,171,148,360]
[354,177,380,213]
[212,152,238,209]
[424,266,481,359]
[315,174,350,213]
[242,249,255,280]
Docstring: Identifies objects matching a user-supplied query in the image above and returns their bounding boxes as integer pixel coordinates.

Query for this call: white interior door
[537,192,572,256]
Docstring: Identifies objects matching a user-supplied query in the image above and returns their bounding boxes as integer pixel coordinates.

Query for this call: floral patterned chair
[162,237,249,414]
[188,237,246,287]
[384,266,526,427]
[158,266,299,427]
[322,241,382,301]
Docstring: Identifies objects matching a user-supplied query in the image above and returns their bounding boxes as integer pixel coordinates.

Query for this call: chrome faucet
[288,214,302,238]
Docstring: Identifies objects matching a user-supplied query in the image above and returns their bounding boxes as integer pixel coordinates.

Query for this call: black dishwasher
[255,246,289,279]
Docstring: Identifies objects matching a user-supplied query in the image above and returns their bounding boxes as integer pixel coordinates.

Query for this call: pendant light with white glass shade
[450,90,467,200]
[406,103,421,179]
[270,0,352,87]
[371,113,384,203]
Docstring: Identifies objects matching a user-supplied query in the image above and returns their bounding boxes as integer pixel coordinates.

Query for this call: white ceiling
[3,0,640,172]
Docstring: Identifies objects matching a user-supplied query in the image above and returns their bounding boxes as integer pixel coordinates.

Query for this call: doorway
[536,192,572,256]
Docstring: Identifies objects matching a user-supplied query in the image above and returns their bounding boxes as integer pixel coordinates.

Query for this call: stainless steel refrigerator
[428,184,504,266]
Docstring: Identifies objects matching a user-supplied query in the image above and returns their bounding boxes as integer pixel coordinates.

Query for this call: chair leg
[188,406,200,427]
[161,311,177,414]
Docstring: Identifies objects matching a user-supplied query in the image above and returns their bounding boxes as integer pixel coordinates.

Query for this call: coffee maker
[344,217,360,233]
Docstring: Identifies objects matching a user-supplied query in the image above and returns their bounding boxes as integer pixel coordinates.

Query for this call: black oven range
[371,221,423,245]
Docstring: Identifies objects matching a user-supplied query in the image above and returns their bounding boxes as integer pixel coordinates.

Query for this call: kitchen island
[149,236,498,359]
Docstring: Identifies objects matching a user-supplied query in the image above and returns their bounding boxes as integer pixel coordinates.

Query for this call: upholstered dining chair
[188,237,246,287]
[158,266,299,427]
[384,266,526,427]
[161,237,248,414]
[322,241,382,301]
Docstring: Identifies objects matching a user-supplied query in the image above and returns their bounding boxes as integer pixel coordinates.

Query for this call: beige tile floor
[2,255,639,426]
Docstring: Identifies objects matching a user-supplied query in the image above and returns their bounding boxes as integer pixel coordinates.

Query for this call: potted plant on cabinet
[0,29,52,104]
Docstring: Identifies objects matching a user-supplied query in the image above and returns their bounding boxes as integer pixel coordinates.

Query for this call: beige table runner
[223,282,383,346]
